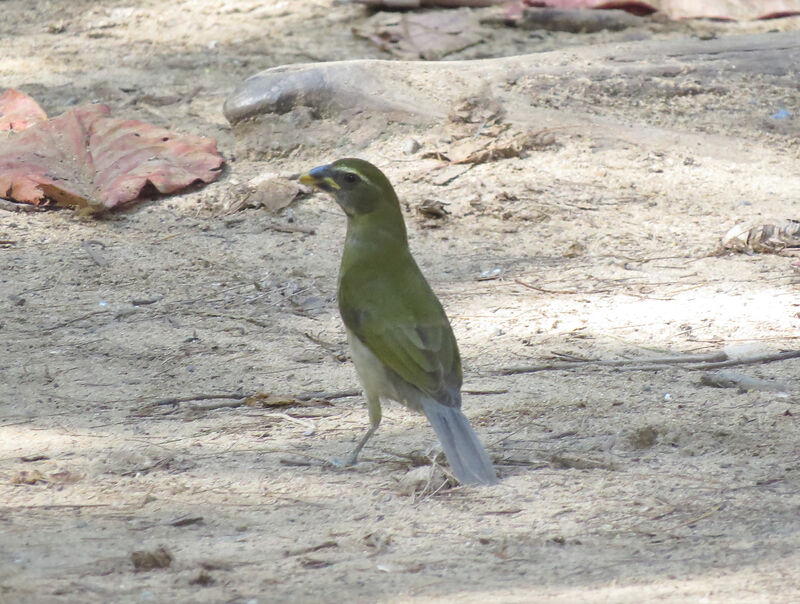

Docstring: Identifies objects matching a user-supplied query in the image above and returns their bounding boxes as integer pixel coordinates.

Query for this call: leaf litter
[0,93,223,212]
[0,89,48,131]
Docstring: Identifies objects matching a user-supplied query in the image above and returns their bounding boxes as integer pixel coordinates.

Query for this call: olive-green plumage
[300,158,497,485]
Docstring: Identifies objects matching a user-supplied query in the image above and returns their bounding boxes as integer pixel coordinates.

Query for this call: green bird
[299,158,497,485]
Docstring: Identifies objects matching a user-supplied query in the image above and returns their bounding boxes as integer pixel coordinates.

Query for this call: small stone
[404,138,421,155]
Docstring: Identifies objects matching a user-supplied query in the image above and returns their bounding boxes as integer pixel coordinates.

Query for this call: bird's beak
[299,164,340,192]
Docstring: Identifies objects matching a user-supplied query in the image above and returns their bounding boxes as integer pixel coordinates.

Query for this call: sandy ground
[1,1,799,602]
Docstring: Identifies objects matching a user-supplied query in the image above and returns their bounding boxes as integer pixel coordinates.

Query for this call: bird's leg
[331,394,382,468]
[344,394,382,466]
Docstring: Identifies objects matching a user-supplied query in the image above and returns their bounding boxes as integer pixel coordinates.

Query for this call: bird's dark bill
[299,165,340,192]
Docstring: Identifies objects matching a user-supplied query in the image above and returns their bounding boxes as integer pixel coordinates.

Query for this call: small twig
[668,503,725,531]
[284,541,338,557]
[493,349,800,376]
[303,332,342,352]
[192,311,271,328]
[188,400,248,412]
[42,310,109,332]
[462,388,508,395]
[700,370,790,392]
[0,198,48,212]
[514,278,613,295]
[487,426,527,449]
[279,458,316,467]
[2,503,112,509]
[149,390,357,416]
[268,221,315,235]
[155,393,245,407]
[264,412,315,432]
[296,389,360,401]
[685,350,800,370]
[497,458,549,468]
[495,354,724,375]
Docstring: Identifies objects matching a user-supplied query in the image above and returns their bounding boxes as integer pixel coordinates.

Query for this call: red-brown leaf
[515,1,800,20]
[0,103,224,210]
[0,89,48,131]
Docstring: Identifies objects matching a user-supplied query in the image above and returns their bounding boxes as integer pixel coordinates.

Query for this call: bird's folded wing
[350,313,460,406]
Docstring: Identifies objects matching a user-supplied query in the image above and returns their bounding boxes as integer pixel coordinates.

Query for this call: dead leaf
[562,242,586,258]
[425,128,555,169]
[448,94,505,124]
[506,1,800,21]
[353,9,486,60]
[11,470,45,484]
[721,220,800,254]
[0,89,48,131]
[417,199,450,219]
[48,470,84,484]
[396,465,452,496]
[131,547,173,571]
[455,130,557,164]
[0,103,223,211]
[223,173,301,214]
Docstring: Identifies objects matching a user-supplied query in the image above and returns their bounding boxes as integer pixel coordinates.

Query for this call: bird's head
[299,158,400,220]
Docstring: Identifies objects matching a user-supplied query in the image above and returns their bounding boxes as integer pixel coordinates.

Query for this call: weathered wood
[224,31,800,155]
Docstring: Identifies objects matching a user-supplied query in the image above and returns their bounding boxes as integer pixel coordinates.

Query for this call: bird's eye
[343,172,360,184]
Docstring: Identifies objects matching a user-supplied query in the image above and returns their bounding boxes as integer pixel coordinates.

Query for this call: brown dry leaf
[396,465,451,496]
[353,9,486,60]
[223,173,301,214]
[11,469,46,485]
[425,129,556,166]
[0,89,48,131]
[721,220,800,254]
[448,94,505,124]
[455,130,557,164]
[131,547,173,571]
[417,199,451,219]
[48,470,84,484]
[563,241,586,258]
[0,103,223,211]
[506,1,800,21]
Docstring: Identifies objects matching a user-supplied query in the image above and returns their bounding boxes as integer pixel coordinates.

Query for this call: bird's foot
[327,454,358,469]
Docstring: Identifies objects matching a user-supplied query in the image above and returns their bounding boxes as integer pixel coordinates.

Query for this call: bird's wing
[357,314,461,406]
[339,268,461,406]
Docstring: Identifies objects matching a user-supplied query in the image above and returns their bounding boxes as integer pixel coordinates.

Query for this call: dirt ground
[2,1,800,602]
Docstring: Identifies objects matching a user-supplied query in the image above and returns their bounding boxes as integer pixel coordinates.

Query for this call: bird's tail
[421,400,498,485]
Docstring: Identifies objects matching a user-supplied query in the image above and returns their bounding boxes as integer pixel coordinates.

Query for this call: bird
[299,158,498,486]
